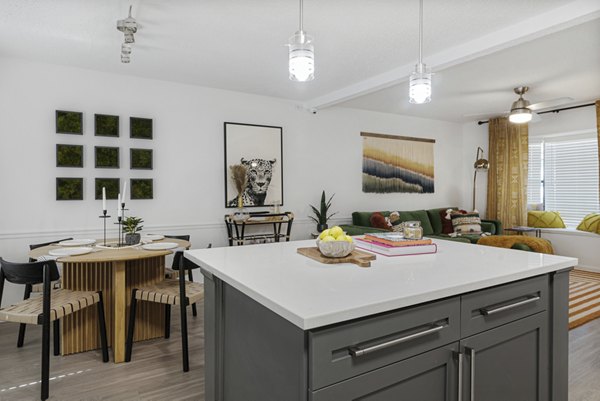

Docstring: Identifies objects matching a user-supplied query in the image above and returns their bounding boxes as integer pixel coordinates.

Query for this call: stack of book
[355,233,437,257]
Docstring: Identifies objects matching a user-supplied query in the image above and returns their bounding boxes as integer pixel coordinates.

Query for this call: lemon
[329,226,344,238]
[335,234,347,242]
[344,235,353,243]
[319,229,331,240]
[321,235,336,242]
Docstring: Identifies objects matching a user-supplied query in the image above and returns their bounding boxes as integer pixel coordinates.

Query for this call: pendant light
[409,0,432,104]
[288,0,314,82]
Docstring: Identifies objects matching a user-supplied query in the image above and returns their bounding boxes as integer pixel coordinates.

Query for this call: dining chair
[163,235,206,317]
[125,251,203,372]
[0,258,109,401]
[15,238,73,350]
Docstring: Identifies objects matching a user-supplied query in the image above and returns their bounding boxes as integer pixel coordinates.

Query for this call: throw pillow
[451,211,482,234]
[386,211,403,232]
[369,212,390,230]
[576,213,600,234]
[439,208,457,234]
[527,211,566,228]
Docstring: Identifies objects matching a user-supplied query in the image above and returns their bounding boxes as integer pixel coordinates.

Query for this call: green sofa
[340,207,502,244]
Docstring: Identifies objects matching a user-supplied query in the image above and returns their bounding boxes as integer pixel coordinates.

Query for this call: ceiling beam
[304,0,600,110]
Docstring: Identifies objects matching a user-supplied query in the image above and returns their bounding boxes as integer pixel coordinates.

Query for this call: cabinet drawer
[309,297,460,391]
[310,343,459,401]
[461,275,548,337]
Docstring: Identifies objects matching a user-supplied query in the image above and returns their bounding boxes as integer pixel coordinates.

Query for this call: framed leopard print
[224,122,283,208]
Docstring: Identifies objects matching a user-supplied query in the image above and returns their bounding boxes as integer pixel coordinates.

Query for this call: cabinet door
[460,312,548,401]
[310,343,459,401]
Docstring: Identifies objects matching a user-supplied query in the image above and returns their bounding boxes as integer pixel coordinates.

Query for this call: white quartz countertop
[185,239,577,330]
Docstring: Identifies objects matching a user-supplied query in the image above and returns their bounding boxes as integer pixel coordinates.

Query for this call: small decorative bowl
[316,239,355,258]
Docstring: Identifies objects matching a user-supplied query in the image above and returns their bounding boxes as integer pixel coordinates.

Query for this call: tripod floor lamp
[472,147,489,211]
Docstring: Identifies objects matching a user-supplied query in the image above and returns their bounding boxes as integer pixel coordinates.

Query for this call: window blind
[542,136,599,227]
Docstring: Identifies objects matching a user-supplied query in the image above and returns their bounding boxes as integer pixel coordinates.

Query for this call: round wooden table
[29,238,191,363]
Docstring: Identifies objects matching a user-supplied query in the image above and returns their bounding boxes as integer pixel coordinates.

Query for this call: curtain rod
[476,102,596,125]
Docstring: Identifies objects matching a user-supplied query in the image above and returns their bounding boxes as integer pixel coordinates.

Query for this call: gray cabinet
[310,343,459,401]
[460,312,548,401]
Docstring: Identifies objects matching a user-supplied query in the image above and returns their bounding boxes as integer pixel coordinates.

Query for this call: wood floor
[1,300,600,401]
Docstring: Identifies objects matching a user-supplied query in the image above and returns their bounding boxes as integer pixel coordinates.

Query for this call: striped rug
[569,270,600,329]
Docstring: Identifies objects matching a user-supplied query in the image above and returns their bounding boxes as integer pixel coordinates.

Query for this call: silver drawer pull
[480,295,540,316]
[349,323,445,357]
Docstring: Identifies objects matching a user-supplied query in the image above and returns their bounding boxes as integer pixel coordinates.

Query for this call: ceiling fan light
[509,108,532,124]
[409,69,432,104]
[288,31,314,82]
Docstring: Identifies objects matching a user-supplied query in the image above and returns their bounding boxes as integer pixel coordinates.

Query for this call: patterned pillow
[451,211,482,234]
[440,208,458,234]
[386,211,403,232]
[576,213,600,234]
[527,211,566,228]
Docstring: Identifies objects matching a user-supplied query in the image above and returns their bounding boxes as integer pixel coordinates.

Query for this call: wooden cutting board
[297,247,376,268]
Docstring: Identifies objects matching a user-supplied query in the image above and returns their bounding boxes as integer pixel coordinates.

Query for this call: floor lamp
[472,147,489,211]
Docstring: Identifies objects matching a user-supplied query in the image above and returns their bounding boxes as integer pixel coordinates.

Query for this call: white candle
[117,193,122,217]
[102,187,106,211]
[122,181,127,204]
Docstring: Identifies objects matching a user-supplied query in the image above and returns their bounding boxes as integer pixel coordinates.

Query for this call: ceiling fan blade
[528,97,574,111]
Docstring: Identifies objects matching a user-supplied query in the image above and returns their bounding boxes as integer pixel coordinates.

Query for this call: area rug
[569,270,600,329]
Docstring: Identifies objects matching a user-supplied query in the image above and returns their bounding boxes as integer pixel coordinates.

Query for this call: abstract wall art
[56,144,84,168]
[361,132,435,194]
[56,110,83,135]
[130,117,153,139]
[130,178,153,199]
[56,177,84,200]
[95,114,120,137]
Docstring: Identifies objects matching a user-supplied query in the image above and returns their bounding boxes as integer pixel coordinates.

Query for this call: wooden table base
[61,256,165,362]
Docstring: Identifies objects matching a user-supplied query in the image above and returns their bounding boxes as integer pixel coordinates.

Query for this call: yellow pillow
[577,213,600,234]
[527,211,566,228]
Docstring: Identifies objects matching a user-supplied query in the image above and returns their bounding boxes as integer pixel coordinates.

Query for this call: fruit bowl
[316,239,355,258]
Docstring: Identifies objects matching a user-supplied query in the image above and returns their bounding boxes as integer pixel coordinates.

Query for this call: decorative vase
[317,223,328,233]
[232,208,250,222]
[125,233,141,245]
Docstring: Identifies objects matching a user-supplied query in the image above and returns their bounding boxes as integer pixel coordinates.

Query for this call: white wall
[0,57,464,305]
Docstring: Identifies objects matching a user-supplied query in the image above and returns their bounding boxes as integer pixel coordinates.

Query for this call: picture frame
[56,144,84,168]
[55,110,83,135]
[130,117,153,139]
[95,114,120,137]
[95,178,120,200]
[56,177,84,200]
[224,122,283,208]
[130,179,153,199]
[130,148,153,170]
[95,146,120,169]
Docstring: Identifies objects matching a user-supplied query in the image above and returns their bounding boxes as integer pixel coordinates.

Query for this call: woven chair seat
[0,289,100,325]
[31,279,62,293]
[135,279,204,306]
[164,268,179,279]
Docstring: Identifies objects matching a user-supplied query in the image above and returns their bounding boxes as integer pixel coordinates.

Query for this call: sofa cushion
[369,212,390,230]
[527,211,566,228]
[480,221,496,234]
[352,211,390,227]
[398,210,434,236]
[451,211,482,234]
[576,213,600,234]
[426,207,456,235]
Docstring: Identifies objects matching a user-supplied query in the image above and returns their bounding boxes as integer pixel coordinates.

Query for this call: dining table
[28,237,191,363]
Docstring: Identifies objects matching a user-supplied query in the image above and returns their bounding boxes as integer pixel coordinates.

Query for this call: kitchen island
[185,238,577,401]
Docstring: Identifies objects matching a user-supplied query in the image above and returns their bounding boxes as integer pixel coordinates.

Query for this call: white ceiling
[340,19,600,123]
[0,0,598,121]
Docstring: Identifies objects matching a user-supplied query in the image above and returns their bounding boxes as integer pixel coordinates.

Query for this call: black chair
[125,252,203,372]
[0,258,109,401]
[163,235,203,317]
[15,238,73,350]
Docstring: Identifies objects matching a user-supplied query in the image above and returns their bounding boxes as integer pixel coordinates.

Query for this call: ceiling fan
[465,86,574,124]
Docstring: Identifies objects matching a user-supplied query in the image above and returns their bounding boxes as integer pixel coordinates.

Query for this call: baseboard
[575,265,600,273]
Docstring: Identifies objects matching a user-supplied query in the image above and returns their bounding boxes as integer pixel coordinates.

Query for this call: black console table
[224,212,294,246]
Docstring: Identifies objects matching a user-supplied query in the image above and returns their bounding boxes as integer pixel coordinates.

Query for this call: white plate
[142,242,179,251]
[58,239,96,247]
[142,234,165,241]
[49,247,93,257]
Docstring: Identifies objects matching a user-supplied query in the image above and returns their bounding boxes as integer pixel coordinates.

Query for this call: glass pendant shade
[289,31,314,82]
[409,66,432,104]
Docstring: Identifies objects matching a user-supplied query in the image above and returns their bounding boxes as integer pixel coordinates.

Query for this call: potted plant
[123,216,144,245]
[309,190,337,232]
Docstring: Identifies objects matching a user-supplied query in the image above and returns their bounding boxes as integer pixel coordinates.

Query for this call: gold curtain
[597,100,600,190]
[486,117,529,229]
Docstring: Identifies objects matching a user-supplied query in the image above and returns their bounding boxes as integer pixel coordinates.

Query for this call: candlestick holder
[115,216,123,247]
[99,210,111,246]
